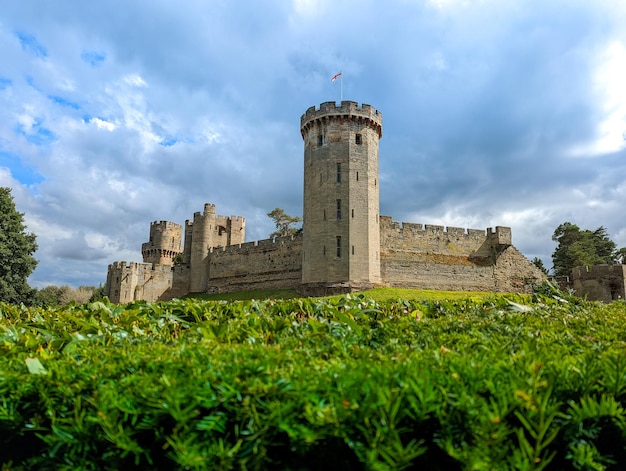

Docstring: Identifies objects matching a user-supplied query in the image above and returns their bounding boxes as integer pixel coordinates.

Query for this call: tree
[531,257,549,275]
[0,187,38,304]
[551,222,624,277]
[267,208,302,238]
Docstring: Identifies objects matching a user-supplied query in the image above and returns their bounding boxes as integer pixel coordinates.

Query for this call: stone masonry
[105,101,546,302]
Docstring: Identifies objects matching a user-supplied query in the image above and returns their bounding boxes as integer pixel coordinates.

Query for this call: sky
[1,0,626,288]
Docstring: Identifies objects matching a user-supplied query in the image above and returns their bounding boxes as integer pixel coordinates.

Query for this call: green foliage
[551,222,623,277]
[34,285,98,307]
[266,208,302,238]
[0,187,38,305]
[1,288,626,469]
[532,257,549,275]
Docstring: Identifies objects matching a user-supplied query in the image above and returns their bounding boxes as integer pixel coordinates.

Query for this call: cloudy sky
[1,0,626,288]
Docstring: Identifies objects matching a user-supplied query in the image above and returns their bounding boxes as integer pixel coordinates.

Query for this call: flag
[331,72,342,82]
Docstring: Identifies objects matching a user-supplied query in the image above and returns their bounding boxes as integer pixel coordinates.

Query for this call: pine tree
[267,208,302,238]
[551,222,620,277]
[0,187,38,304]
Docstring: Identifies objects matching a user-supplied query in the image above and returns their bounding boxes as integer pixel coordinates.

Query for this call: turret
[141,221,183,266]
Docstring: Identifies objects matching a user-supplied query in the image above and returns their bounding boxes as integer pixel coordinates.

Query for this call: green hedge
[1,287,625,469]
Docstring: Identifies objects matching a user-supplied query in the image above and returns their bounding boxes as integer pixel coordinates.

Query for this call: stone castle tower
[141,221,183,266]
[300,101,383,292]
[186,203,246,293]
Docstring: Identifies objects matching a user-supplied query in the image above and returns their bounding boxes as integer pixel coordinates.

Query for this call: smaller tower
[141,221,183,266]
[187,203,247,293]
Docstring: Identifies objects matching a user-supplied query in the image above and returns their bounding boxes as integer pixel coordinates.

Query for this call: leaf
[25,357,47,375]
[507,300,533,313]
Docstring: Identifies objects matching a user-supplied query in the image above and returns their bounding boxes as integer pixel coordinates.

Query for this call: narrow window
[351,209,354,218]
[355,133,362,145]
[323,246,326,256]
[336,199,342,220]
[356,171,359,181]
[320,172,322,184]
[336,236,342,258]
[318,135,323,146]
[352,245,355,255]
[336,163,341,182]
[323,209,326,220]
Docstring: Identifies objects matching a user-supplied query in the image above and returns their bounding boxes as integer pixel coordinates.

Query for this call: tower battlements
[150,220,182,230]
[301,101,382,138]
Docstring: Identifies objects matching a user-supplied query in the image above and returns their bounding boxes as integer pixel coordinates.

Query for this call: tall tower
[300,101,383,292]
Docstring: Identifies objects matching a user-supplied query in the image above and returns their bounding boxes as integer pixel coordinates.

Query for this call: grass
[186,287,509,302]
[187,289,301,301]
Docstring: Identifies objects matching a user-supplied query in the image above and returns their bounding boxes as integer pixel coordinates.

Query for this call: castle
[105,101,546,302]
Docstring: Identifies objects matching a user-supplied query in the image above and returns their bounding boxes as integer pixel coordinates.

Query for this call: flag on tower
[331,72,342,82]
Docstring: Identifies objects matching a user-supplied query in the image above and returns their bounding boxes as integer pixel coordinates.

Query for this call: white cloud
[90,117,115,131]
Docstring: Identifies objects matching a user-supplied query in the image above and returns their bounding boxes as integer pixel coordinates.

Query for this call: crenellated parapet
[209,233,303,256]
[380,216,511,243]
[301,101,382,139]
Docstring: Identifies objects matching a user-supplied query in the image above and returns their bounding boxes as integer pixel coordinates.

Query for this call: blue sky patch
[49,95,80,110]
[0,78,12,90]
[160,138,178,147]
[81,51,106,67]
[15,119,57,147]
[16,32,47,58]
[0,151,43,185]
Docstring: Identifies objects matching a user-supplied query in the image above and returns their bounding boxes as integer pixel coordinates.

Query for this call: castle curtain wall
[206,235,303,293]
[379,217,543,293]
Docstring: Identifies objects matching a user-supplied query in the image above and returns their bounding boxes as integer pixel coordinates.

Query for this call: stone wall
[379,217,543,292]
[105,261,177,303]
[571,265,626,302]
[207,234,303,293]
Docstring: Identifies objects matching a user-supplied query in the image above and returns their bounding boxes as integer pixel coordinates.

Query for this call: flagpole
[331,71,343,102]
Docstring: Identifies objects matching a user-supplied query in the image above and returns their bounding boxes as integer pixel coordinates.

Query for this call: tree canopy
[0,187,38,304]
[551,222,623,277]
[267,208,302,238]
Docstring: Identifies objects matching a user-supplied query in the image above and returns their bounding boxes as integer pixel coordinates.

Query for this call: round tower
[141,221,183,266]
[189,203,216,293]
[300,101,383,292]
